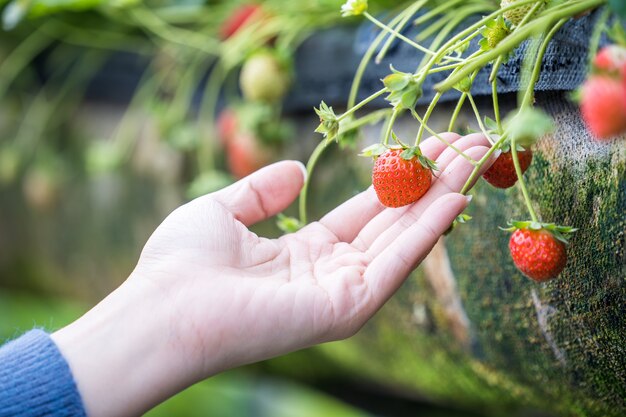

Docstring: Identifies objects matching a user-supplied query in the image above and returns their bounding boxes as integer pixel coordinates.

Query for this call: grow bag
[285,8,625,417]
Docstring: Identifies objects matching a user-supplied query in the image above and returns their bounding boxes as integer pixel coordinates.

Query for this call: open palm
[131,132,492,380]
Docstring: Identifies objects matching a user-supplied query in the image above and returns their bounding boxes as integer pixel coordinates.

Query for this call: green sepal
[382,67,412,91]
[314,101,340,143]
[453,75,473,93]
[484,116,498,131]
[500,220,578,244]
[359,143,387,158]
[277,213,304,234]
[479,16,511,51]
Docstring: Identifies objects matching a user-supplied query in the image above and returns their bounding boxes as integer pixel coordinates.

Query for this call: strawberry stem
[411,109,478,165]
[435,0,606,92]
[459,133,508,195]
[448,93,467,132]
[383,108,401,146]
[299,139,329,225]
[511,135,539,222]
[414,91,442,146]
[375,1,428,64]
[338,88,387,122]
[363,12,462,61]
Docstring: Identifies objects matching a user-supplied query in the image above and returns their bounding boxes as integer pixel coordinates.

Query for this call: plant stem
[376,0,428,64]
[130,7,220,56]
[363,12,462,61]
[490,56,504,133]
[299,139,329,224]
[435,0,605,92]
[338,88,387,122]
[511,135,538,222]
[467,92,494,144]
[384,108,401,146]
[414,91,442,145]
[587,6,610,68]
[411,109,478,165]
[459,131,510,195]
[347,5,411,109]
[520,18,568,108]
[0,23,57,100]
[448,93,467,132]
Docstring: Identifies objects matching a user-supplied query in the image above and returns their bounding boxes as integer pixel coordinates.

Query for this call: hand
[52,133,493,417]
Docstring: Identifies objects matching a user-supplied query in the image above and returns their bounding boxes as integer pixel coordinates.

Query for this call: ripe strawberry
[500,0,544,25]
[372,148,434,208]
[220,4,263,40]
[593,45,626,74]
[505,221,575,282]
[580,75,626,139]
[509,229,565,281]
[226,131,271,179]
[217,108,238,145]
[239,50,291,103]
[482,148,533,189]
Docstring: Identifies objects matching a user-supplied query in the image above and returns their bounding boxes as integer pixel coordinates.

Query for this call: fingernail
[466,195,473,204]
[494,149,502,158]
[295,161,308,182]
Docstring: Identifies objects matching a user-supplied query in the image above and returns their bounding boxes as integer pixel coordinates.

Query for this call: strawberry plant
[291,0,626,282]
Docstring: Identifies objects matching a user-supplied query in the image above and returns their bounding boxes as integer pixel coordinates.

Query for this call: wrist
[51,278,187,417]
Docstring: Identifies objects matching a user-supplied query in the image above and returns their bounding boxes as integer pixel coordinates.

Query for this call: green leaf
[484,116,498,131]
[505,107,554,147]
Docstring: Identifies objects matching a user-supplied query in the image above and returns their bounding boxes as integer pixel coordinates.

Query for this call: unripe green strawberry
[240,51,291,103]
[372,148,433,208]
[500,0,544,25]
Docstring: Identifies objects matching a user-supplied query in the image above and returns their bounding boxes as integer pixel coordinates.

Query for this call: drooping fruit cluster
[505,221,575,282]
[579,44,626,140]
[483,148,533,189]
[371,147,435,208]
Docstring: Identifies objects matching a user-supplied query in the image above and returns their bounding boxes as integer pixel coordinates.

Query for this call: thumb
[209,160,306,226]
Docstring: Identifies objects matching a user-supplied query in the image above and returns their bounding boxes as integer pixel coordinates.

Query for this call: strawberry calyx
[383,66,423,110]
[314,101,340,143]
[359,144,437,172]
[500,220,577,244]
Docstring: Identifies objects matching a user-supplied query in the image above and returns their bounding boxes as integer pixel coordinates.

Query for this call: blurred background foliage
[0,0,494,415]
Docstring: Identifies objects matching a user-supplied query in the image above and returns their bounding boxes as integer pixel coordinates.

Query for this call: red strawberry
[509,228,567,282]
[226,131,270,179]
[220,4,263,40]
[372,148,433,208]
[482,148,533,189]
[593,45,626,74]
[580,75,626,140]
[217,109,238,145]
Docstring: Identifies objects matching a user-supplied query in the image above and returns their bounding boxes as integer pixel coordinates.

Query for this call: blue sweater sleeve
[0,329,87,417]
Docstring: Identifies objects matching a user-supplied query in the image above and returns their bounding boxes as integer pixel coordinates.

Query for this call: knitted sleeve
[0,329,87,417]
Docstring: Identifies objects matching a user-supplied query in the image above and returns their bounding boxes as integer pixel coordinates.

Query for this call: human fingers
[364,193,469,308]
[209,160,306,226]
